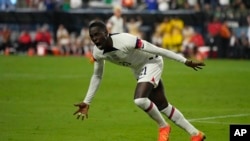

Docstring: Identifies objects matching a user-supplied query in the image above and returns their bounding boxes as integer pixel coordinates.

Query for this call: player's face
[89,26,108,49]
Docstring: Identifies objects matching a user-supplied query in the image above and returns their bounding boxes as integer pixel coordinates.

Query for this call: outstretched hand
[185,60,205,71]
[73,102,89,120]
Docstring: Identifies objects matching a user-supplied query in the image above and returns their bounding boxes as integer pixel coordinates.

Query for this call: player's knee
[134,98,149,109]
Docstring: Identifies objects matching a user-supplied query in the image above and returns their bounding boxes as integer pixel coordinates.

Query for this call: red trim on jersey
[168,107,175,119]
[135,38,144,49]
[145,102,154,112]
[151,77,155,83]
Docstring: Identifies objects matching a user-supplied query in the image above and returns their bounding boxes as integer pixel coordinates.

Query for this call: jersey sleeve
[119,33,186,63]
[83,59,104,105]
[139,39,187,63]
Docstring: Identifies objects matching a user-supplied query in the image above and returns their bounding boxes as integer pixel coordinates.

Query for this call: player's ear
[104,30,109,36]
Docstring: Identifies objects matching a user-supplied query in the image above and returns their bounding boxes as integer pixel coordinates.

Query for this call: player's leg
[149,80,205,140]
[134,59,170,141]
[134,82,168,128]
[134,82,170,141]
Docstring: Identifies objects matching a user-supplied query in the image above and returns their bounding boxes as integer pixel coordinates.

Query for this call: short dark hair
[88,20,107,31]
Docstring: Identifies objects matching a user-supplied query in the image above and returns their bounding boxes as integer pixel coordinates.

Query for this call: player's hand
[185,60,205,71]
[73,102,89,120]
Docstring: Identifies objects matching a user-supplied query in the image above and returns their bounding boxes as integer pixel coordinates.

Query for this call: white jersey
[93,33,160,70]
[83,33,187,104]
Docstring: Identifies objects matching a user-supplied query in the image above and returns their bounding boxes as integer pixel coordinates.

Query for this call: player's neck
[102,37,114,52]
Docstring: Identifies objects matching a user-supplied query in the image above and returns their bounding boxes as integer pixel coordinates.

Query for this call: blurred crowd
[1,0,250,60]
[0,23,94,58]
[1,0,250,12]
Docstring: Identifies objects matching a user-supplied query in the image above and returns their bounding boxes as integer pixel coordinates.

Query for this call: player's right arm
[74,59,104,120]
[83,59,104,104]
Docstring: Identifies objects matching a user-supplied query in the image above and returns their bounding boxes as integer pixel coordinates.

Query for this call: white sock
[134,98,168,128]
[161,103,199,135]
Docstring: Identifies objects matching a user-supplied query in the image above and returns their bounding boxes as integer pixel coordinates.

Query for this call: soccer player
[74,20,206,141]
[106,5,125,33]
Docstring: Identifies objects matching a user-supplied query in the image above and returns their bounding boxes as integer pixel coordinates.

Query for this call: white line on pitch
[189,120,249,125]
[190,121,233,124]
[188,113,250,122]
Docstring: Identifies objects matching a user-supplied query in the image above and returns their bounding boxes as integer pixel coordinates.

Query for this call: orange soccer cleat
[191,131,206,141]
[158,126,171,141]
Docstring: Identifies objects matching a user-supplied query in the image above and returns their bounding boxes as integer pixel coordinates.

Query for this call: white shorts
[133,56,164,87]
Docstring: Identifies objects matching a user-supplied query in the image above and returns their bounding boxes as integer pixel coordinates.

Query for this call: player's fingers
[75,112,86,120]
[77,114,81,119]
[82,114,88,119]
[73,110,80,115]
[197,66,203,69]
[74,103,80,107]
[76,112,83,119]
[200,63,206,66]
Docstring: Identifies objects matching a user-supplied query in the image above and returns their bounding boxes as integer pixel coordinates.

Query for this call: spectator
[151,30,162,47]
[219,0,230,7]
[228,30,238,58]
[126,16,143,38]
[56,24,70,55]
[205,32,218,58]
[0,25,12,54]
[122,0,136,9]
[144,0,158,11]
[190,30,205,59]
[187,0,198,9]
[82,36,94,59]
[235,3,248,25]
[190,30,205,49]
[213,6,223,19]
[182,25,195,58]
[0,0,16,10]
[158,16,172,36]
[70,0,82,9]
[42,24,53,46]
[73,33,84,56]
[17,29,32,54]
[246,15,250,45]
[238,31,249,59]
[162,26,183,53]
[160,16,184,53]
[203,2,213,23]
[207,16,222,58]
[44,0,57,11]
[158,0,169,11]
[170,16,184,31]
[69,32,78,55]
[202,0,218,8]
[170,26,183,53]
[34,26,45,50]
[78,26,94,57]
[162,30,171,49]
[232,0,244,10]
[32,25,50,54]
[106,5,125,33]
[219,20,231,58]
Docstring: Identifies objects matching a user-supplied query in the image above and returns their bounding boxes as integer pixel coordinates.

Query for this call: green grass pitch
[0,56,249,141]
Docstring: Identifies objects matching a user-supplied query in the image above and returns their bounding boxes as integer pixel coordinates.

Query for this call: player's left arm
[139,39,205,70]
[123,33,205,70]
